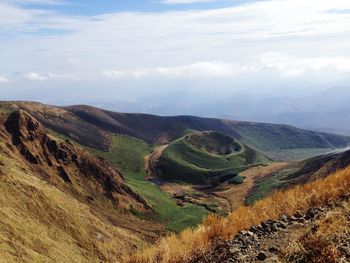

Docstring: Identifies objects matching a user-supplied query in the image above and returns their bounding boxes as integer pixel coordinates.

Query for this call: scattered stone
[281,214,288,222]
[257,251,267,261]
[305,208,316,220]
[261,222,269,229]
[294,211,303,218]
[229,247,240,255]
[278,221,287,229]
[246,231,254,237]
[269,246,279,253]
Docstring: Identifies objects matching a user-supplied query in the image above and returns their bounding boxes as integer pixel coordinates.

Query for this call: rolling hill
[4,101,350,161]
[153,131,268,184]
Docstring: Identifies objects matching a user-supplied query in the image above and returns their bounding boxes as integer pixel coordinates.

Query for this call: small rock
[271,223,279,232]
[281,215,288,222]
[278,221,287,229]
[261,222,269,229]
[256,225,264,232]
[294,211,303,218]
[229,247,241,255]
[241,230,248,236]
[269,246,279,253]
[257,251,267,261]
[246,231,254,237]
[296,218,306,223]
[305,208,316,220]
[250,226,258,232]
[290,216,297,221]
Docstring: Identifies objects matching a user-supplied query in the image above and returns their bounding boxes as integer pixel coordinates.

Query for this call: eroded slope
[0,110,163,262]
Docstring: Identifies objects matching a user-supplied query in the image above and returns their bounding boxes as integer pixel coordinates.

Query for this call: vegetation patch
[228,175,245,185]
[264,148,334,161]
[88,135,208,232]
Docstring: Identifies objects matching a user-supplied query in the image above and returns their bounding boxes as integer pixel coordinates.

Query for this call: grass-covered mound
[155,131,268,184]
[88,135,208,232]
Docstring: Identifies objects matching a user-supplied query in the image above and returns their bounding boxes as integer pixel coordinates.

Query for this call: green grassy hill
[86,135,208,232]
[155,131,269,184]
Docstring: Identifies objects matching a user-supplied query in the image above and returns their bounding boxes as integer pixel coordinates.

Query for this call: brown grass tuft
[125,167,350,263]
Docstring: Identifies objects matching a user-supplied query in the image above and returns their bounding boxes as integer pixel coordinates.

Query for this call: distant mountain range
[81,86,350,136]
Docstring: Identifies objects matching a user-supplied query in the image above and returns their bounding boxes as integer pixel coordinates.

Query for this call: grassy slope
[127,165,350,263]
[0,144,142,262]
[234,123,347,160]
[245,169,294,205]
[156,133,268,184]
[246,148,350,205]
[88,135,208,232]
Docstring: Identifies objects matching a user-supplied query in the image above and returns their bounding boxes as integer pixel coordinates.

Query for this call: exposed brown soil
[7,101,111,151]
[146,144,168,179]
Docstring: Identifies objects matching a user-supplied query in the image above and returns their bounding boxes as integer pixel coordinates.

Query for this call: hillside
[0,110,164,262]
[1,101,350,262]
[153,131,268,184]
[4,102,350,161]
[127,166,350,263]
[246,148,350,205]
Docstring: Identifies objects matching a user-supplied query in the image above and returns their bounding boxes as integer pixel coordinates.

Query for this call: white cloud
[102,62,239,79]
[1,0,350,97]
[0,75,10,83]
[22,72,74,81]
[260,53,350,77]
[101,55,350,80]
[23,72,48,80]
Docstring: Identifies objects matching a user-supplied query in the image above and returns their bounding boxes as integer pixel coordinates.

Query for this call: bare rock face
[4,110,151,211]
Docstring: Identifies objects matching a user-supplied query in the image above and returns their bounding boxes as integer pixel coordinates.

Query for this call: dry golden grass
[0,151,143,263]
[125,167,350,263]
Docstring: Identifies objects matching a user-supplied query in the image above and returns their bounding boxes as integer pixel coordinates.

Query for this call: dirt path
[211,163,288,212]
[191,198,350,263]
[145,145,168,179]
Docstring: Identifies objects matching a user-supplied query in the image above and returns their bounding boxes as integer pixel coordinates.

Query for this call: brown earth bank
[0,110,164,262]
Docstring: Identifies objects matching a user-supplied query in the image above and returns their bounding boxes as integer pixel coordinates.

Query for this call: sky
[1,0,350,111]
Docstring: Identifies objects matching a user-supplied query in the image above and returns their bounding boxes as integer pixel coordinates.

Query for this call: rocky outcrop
[3,110,151,211]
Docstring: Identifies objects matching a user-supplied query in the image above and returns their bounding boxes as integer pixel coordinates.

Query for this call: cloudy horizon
[1,0,350,110]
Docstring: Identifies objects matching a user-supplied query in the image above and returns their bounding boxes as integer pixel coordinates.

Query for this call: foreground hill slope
[0,110,163,262]
[127,166,350,263]
[5,102,350,160]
